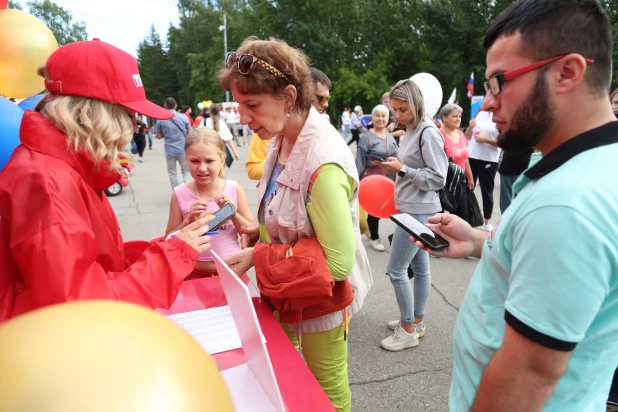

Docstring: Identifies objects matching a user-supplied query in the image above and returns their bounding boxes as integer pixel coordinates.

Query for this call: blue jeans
[387,214,431,325]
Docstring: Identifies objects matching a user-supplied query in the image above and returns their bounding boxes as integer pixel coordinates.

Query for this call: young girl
[165,128,254,278]
[199,105,240,162]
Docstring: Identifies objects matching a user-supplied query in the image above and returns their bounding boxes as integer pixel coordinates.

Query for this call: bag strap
[169,116,187,136]
[419,125,454,164]
[417,125,432,164]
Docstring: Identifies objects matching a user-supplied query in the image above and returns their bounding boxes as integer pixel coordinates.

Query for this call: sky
[13,0,181,57]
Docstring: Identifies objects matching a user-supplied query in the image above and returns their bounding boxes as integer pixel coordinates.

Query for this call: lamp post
[219,14,229,103]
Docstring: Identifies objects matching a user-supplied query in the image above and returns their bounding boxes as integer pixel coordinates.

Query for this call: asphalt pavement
[109,135,502,412]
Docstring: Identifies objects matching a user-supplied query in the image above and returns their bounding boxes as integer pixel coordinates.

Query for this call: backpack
[417,126,465,213]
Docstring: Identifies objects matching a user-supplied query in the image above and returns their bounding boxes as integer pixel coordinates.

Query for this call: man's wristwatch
[397,166,406,177]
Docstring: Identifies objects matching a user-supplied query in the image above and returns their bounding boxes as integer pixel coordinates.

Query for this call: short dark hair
[164,97,177,109]
[483,0,612,95]
[182,106,191,113]
[309,67,332,90]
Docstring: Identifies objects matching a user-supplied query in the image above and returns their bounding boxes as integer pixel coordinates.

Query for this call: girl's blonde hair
[36,66,133,171]
[185,128,227,178]
[389,79,426,131]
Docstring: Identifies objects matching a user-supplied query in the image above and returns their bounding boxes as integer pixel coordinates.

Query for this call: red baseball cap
[44,39,173,120]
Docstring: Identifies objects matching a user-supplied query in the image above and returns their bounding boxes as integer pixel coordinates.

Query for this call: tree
[7,0,22,9]
[330,64,391,120]
[167,1,227,106]
[136,25,179,107]
[136,0,618,122]
[27,0,87,46]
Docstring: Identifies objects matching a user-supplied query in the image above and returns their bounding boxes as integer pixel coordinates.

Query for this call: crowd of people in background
[148,1,618,409]
[2,1,618,412]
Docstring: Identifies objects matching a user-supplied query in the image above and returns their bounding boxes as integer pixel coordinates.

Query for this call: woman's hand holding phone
[374,156,403,174]
[174,216,215,254]
[412,213,485,259]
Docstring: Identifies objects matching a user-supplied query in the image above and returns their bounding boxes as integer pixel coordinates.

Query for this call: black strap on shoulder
[417,125,432,164]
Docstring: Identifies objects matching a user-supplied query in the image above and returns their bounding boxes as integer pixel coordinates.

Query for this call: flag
[466,72,474,99]
[448,88,456,104]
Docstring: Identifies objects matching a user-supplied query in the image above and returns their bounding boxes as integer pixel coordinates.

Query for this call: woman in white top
[464,110,501,231]
[199,105,240,161]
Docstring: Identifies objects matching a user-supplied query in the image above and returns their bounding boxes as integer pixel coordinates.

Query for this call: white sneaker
[482,223,494,232]
[370,239,385,252]
[138,157,143,162]
[387,320,426,338]
[380,326,420,351]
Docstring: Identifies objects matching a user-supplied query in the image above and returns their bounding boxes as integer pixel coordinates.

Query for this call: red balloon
[358,175,398,219]
[0,0,7,9]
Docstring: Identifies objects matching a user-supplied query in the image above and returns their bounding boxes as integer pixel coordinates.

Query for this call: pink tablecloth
[157,275,335,412]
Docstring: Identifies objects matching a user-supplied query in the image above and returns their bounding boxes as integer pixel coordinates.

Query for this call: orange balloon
[358,175,398,218]
[0,301,234,412]
[0,9,58,98]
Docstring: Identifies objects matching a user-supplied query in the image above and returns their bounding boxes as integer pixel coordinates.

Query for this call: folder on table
[213,251,286,412]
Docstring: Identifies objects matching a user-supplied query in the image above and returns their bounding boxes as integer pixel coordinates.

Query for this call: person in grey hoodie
[373,79,448,352]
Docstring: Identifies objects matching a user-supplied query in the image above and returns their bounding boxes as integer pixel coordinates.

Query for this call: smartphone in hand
[390,213,450,250]
[203,203,236,235]
[366,153,386,162]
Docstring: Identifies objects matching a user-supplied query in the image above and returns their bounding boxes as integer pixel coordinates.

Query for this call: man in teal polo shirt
[413,0,618,410]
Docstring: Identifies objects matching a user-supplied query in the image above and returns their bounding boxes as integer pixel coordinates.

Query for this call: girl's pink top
[174,180,241,261]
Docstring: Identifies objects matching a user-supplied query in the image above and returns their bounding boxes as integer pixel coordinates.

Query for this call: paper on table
[221,364,280,411]
[167,306,241,355]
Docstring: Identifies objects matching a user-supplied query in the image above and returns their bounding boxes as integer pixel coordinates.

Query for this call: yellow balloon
[0,301,234,412]
[0,9,59,99]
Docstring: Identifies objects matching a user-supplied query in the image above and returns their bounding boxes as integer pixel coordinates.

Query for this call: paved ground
[109,136,502,412]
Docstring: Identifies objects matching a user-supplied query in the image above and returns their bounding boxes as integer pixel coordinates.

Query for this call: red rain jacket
[0,112,198,321]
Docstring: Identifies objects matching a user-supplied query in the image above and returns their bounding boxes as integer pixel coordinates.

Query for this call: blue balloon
[17,94,45,112]
[0,97,24,172]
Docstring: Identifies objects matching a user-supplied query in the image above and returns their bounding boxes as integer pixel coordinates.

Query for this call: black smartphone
[203,203,236,234]
[365,153,386,162]
[390,213,450,250]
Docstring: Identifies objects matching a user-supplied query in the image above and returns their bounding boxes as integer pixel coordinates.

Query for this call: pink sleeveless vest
[174,180,241,261]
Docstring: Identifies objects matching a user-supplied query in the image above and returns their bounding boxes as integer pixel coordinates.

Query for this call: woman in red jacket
[0,39,213,321]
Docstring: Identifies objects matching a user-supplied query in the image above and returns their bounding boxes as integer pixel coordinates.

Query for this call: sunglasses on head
[225,52,291,83]
[315,94,330,105]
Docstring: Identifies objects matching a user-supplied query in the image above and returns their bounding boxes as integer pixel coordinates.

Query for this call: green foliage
[7,0,22,10]
[27,0,87,46]
[134,0,618,120]
[167,1,227,107]
[330,64,391,117]
[136,25,179,107]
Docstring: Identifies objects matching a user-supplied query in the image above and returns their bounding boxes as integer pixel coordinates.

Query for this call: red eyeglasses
[484,54,594,96]
[225,52,290,83]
